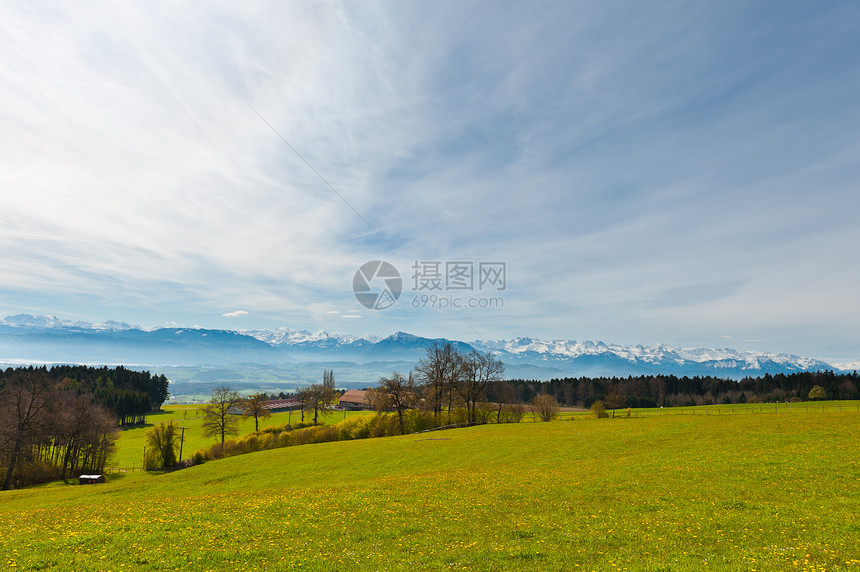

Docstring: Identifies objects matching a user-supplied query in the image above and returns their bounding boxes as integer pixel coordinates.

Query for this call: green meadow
[108,406,372,468]
[2,406,858,571]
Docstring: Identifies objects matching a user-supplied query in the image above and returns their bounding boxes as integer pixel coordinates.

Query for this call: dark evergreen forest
[496,370,859,408]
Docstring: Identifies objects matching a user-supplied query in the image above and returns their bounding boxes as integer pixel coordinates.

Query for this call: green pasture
[2,406,858,571]
[557,399,860,420]
[112,406,372,468]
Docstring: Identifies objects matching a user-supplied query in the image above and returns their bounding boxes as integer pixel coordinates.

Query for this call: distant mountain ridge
[0,314,851,380]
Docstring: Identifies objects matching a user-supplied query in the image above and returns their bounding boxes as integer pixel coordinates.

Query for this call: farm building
[339,389,370,410]
[228,398,302,415]
[263,398,301,413]
[78,474,105,485]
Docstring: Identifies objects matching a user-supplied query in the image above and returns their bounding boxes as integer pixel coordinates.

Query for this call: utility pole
[178,427,187,463]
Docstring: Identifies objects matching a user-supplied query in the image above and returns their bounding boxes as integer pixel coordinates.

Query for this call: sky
[1,1,859,361]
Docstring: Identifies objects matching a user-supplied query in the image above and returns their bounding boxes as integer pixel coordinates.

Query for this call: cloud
[0,2,859,358]
[222,311,249,319]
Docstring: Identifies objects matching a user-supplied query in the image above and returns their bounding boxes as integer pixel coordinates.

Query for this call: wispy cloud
[0,1,858,359]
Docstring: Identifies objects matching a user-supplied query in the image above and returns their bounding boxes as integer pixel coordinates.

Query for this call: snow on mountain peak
[242,327,374,346]
[0,314,135,331]
[469,336,833,370]
[0,315,848,373]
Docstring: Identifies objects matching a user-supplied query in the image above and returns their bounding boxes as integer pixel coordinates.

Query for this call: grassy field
[1,406,858,571]
[110,406,372,468]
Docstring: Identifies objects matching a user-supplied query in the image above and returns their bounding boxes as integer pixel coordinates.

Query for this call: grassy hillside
[111,406,371,468]
[2,409,858,571]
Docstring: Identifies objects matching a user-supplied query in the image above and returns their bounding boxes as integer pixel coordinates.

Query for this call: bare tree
[376,372,417,434]
[0,370,53,490]
[456,351,505,423]
[532,394,560,422]
[604,384,627,418]
[202,386,242,445]
[304,369,336,425]
[242,394,272,432]
[363,387,385,411]
[295,387,310,422]
[414,342,461,420]
[73,405,117,475]
[491,381,517,423]
[55,393,117,479]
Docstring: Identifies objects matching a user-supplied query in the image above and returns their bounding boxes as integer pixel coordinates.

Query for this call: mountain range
[1,314,855,395]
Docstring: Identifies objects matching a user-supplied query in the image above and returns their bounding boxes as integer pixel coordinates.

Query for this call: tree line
[497,370,860,409]
[366,343,510,434]
[0,366,171,489]
[44,365,170,424]
[144,371,340,469]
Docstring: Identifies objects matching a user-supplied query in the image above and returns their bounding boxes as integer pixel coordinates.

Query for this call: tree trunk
[60,438,76,480]
[3,439,23,490]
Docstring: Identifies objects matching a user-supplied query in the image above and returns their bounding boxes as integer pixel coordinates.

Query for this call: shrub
[258,433,276,450]
[532,394,560,422]
[14,462,57,487]
[808,385,827,400]
[307,426,338,444]
[591,400,609,419]
[500,403,525,423]
[369,413,397,437]
[337,415,374,440]
[276,431,292,448]
[403,409,438,433]
[474,403,495,423]
[261,423,290,435]
[449,408,470,425]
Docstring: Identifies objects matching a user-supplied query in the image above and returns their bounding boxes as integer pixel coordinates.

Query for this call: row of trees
[145,371,340,468]
[0,365,170,426]
[366,343,508,434]
[499,370,860,409]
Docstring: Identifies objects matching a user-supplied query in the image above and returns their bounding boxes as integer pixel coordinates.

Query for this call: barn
[263,398,301,413]
[339,389,370,410]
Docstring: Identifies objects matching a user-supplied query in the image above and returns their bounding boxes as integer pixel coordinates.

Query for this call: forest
[0,365,170,489]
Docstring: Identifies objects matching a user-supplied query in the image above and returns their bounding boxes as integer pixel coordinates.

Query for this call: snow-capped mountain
[472,337,833,373]
[0,314,850,380]
[0,314,137,332]
[243,327,375,346]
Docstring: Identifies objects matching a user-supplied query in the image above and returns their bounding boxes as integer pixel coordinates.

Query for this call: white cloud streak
[222,310,249,319]
[0,1,858,359]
